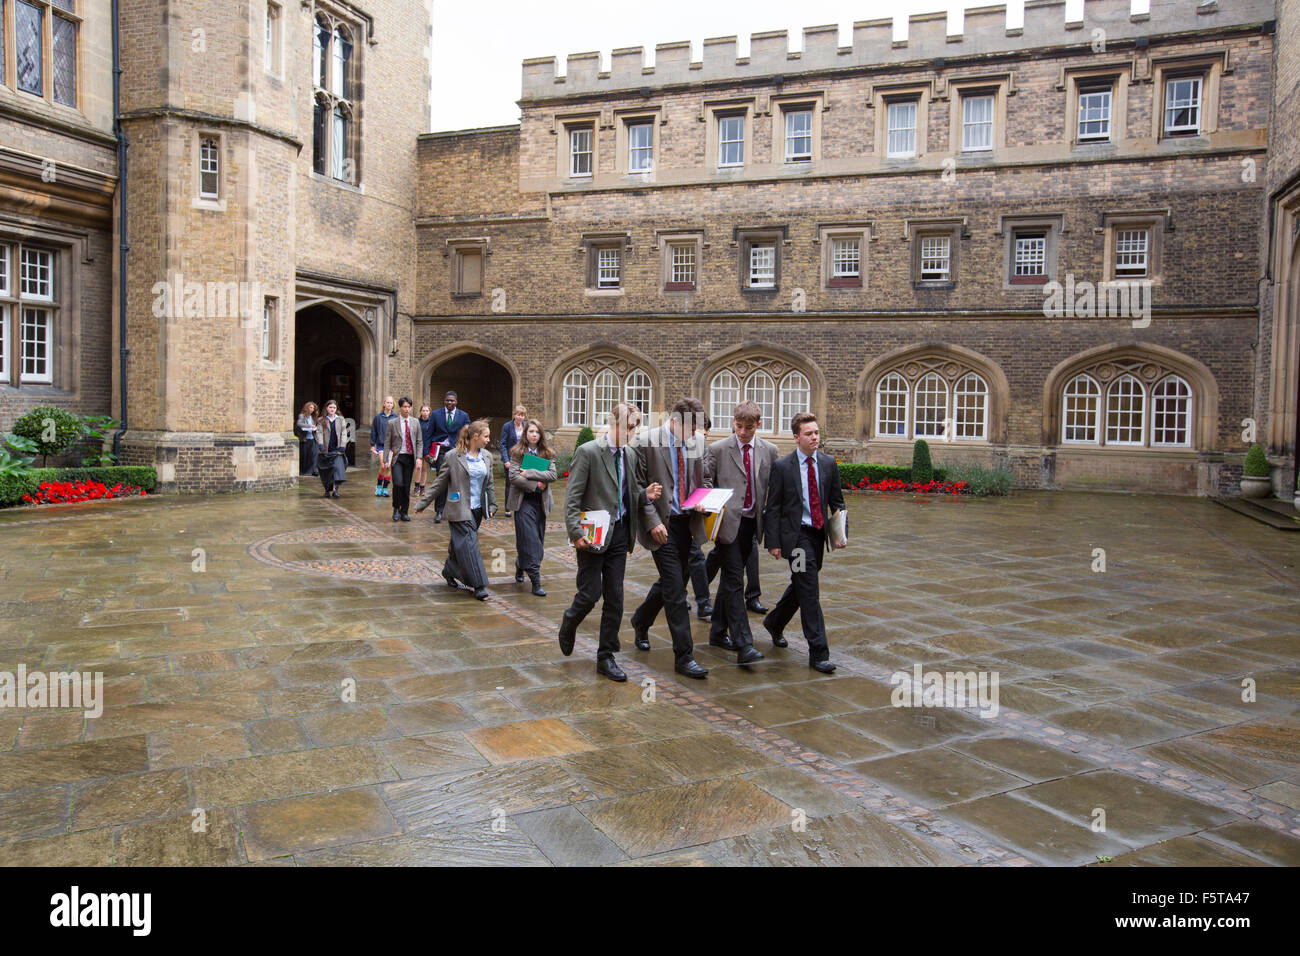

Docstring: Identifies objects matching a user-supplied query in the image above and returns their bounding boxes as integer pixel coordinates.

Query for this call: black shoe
[597,657,627,682]
[323,490,332,498]
[393,512,400,522]
[696,602,714,621]
[708,634,736,650]
[400,513,410,522]
[675,659,709,679]
[434,511,443,523]
[763,614,788,648]
[331,489,341,499]
[736,646,765,665]
[515,568,525,583]
[531,583,547,597]
[747,600,768,614]
[474,587,490,601]
[558,617,577,657]
[809,659,836,674]
[504,510,513,518]
[633,627,650,651]
[442,568,458,588]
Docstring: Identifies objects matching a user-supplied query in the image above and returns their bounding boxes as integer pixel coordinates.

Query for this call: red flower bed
[22,480,146,506]
[845,477,968,495]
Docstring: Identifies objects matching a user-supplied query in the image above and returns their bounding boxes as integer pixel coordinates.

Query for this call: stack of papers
[578,510,610,549]
[681,487,733,511]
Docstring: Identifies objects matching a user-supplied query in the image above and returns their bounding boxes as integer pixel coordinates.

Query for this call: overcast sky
[428,0,1147,131]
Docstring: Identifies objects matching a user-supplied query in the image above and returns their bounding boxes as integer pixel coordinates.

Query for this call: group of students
[298,392,846,682]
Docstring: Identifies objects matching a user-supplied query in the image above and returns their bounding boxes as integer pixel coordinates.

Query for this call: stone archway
[294,300,379,466]
[427,352,515,439]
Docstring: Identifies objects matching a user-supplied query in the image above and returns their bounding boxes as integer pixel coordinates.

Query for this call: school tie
[613,447,623,521]
[403,419,412,454]
[742,443,753,511]
[677,445,688,509]
[446,410,452,427]
[807,454,823,530]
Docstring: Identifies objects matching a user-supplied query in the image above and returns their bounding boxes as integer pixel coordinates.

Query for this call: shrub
[840,463,948,486]
[575,426,596,448]
[11,406,83,466]
[0,465,156,507]
[911,439,933,484]
[1243,444,1269,477]
[942,462,1015,496]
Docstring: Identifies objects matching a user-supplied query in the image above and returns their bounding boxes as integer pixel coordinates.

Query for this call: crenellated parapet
[520,0,1275,101]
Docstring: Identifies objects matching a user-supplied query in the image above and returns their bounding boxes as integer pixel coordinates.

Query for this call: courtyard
[0,481,1297,866]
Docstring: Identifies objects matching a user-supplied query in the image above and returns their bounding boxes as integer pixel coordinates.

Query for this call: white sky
[428,0,1147,131]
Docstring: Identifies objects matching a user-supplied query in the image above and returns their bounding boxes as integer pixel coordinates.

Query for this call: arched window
[953,373,988,440]
[1062,374,1100,443]
[592,369,619,426]
[1106,374,1145,445]
[313,15,357,183]
[779,371,811,433]
[875,372,908,438]
[624,368,652,413]
[744,371,776,433]
[1151,375,1191,446]
[914,372,948,438]
[710,370,741,428]
[563,369,588,427]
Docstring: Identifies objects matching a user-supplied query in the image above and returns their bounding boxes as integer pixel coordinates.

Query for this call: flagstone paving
[0,480,1298,866]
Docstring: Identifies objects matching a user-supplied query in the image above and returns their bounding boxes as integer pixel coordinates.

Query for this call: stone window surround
[579,232,630,296]
[1151,50,1228,140]
[265,1,284,79]
[656,229,706,293]
[550,348,662,433]
[4,0,82,109]
[904,217,968,289]
[554,111,600,180]
[868,80,934,160]
[444,237,488,298]
[192,130,226,211]
[859,347,1008,445]
[733,225,788,293]
[996,213,1066,289]
[703,98,755,170]
[260,295,280,366]
[0,225,81,393]
[696,349,822,439]
[770,91,826,165]
[813,221,873,290]
[1099,210,1169,283]
[943,73,1014,155]
[311,3,363,188]
[1059,62,1133,146]
[614,106,664,176]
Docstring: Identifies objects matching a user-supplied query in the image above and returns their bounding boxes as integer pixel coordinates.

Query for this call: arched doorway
[429,354,514,438]
[296,304,364,464]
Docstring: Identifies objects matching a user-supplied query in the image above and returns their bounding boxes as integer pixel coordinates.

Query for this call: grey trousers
[444,507,488,589]
[513,494,546,582]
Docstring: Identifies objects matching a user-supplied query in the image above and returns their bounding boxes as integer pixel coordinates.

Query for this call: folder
[521,452,551,472]
[578,510,611,550]
[681,487,733,511]
[702,506,726,544]
[827,508,848,549]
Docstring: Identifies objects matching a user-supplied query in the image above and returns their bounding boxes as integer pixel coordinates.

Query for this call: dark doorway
[296,305,363,465]
[429,354,513,440]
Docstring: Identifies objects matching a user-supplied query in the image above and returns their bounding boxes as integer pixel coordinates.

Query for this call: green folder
[521,452,551,471]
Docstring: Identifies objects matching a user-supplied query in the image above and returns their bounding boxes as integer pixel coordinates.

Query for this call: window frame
[885,99,919,158]
[0,237,71,390]
[198,135,221,201]
[783,107,813,163]
[704,101,755,171]
[569,124,594,178]
[999,215,1063,290]
[658,231,703,293]
[736,227,784,293]
[1102,212,1165,283]
[582,234,629,295]
[447,239,488,298]
[1163,74,1203,137]
[8,0,81,109]
[818,223,871,290]
[1151,53,1224,141]
[871,82,932,160]
[960,92,995,153]
[311,9,359,186]
[265,1,283,77]
[946,76,1011,156]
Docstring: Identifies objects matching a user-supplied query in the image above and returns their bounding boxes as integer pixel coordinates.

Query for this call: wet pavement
[0,478,1298,866]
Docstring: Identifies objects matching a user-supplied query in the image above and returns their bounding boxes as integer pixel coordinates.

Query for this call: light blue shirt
[797,448,819,528]
[665,427,688,517]
[464,453,489,509]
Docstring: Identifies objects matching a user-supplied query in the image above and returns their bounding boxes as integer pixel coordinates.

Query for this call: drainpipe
[110,0,130,460]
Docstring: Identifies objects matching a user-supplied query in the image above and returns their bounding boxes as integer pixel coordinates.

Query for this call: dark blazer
[414,448,495,521]
[430,407,471,450]
[506,455,557,514]
[703,434,780,545]
[383,414,425,464]
[499,419,525,463]
[418,414,435,453]
[634,426,705,550]
[762,449,845,559]
[369,411,397,449]
[563,435,657,554]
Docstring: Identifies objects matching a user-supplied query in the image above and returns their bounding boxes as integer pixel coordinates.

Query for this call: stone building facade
[0,0,1296,497]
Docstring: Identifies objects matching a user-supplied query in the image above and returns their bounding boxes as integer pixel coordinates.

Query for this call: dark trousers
[710,516,757,648]
[514,494,546,582]
[391,453,415,515]
[433,450,451,512]
[299,434,318,475]
[706,533,761,602]
[631,514,697,667]
[688,540,709,605]
[317,448,347,491]
[444,506,488,589]
[767,525,829,663]
[563,517,629,661]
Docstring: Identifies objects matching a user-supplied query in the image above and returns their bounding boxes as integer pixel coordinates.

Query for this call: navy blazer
[430,407,471,449]
[499,419,524,463]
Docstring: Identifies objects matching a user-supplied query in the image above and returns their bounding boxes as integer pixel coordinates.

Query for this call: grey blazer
[703,434,780,545]
[415,448,496,521]
[634,426,705,551]
[506,455,557,514]
[383,414,425,464]
[562,434,657,554]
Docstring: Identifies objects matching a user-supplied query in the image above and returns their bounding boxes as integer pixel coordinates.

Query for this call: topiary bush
[11,406,83,466]
[575,426,596,448]
[911,439,934,484]
[1243,444,1269,477]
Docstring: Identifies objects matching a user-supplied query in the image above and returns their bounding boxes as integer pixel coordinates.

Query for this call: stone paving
[0,478,1298,866]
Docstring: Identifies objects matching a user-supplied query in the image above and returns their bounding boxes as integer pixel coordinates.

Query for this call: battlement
[520,0,1275,101]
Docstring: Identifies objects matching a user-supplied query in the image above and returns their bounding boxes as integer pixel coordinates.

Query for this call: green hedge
[838,463,948,486]
[0,466,156,507]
